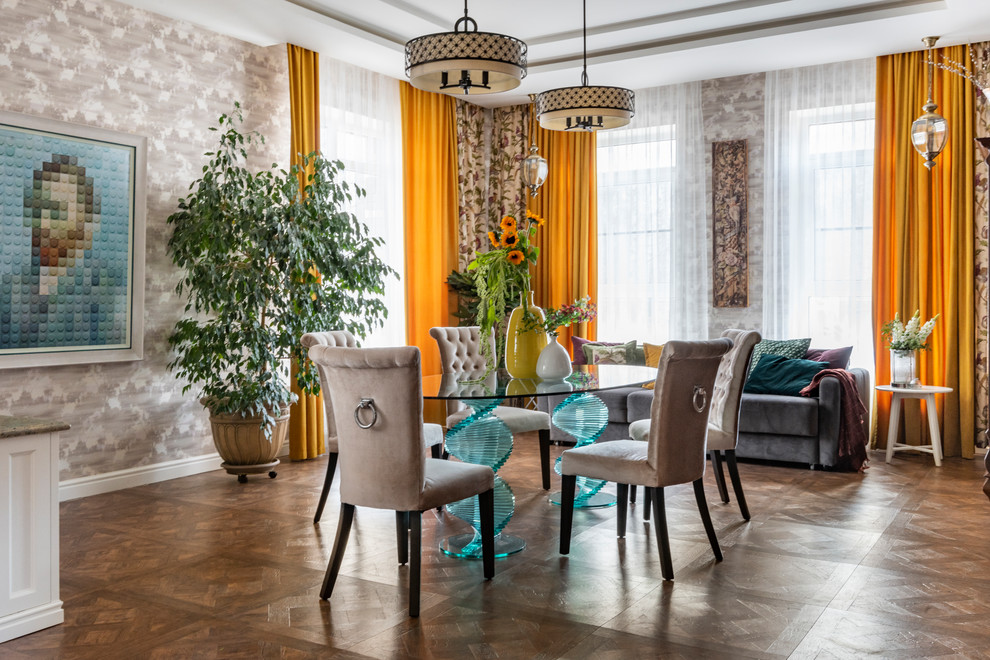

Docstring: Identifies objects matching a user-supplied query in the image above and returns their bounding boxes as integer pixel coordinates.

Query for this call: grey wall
[0,0,290,479]
[702,72,766,338]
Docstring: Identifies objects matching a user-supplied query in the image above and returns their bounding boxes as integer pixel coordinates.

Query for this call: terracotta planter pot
[206,405,290,482]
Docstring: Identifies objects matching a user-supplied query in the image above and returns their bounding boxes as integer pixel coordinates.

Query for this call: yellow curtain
[873,45,976,458]
[400,82,458,423]
[286,44,325,461]
[529,125,598,354]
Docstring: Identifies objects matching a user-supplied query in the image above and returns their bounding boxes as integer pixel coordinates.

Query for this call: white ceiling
[119,0,990,108]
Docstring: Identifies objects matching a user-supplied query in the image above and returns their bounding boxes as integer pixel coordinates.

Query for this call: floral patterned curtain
[975,41,990,447]
[454,101,528,270]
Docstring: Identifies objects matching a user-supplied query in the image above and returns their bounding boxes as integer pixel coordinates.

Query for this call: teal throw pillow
[743,354,828,396]
[748,337,812,376]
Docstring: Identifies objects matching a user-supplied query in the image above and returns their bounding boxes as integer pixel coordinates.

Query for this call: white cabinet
[0,417,66,644]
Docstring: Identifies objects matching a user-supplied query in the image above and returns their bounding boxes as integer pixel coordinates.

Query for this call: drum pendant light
[404,0,527,95]
[535,0,634,131]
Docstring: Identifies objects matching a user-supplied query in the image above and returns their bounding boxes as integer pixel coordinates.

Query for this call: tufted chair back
[647,339,733,486]
[301,330,359,452]
[706,329,761,451]
[308,345,427,511]
[429,326,496,417]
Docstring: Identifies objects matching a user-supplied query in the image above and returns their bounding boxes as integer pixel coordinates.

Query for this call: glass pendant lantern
[911,36,948,169]
[521,95,548,197]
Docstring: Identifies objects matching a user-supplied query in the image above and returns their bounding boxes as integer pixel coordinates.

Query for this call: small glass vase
[505,291,548,379]
[536,334,573,381]
[889,349,916,387]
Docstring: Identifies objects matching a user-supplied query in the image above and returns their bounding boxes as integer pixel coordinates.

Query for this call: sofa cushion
[586,340,637,365]
[805,346,853,370]
[744,355,828,396]
[627,388,654,423]
[571,337,620,365]
[738,393,818,437]
[748,337,812,376]
[596,387,633,423]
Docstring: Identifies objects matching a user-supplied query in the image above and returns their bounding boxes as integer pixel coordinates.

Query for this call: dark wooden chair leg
[650,487,673,580]
[643,486,652,521]
[711,450,730,504]
[313,452,338,524]
[539,429,551,490]
[320,503,354,599]
[409,511,422,617]
[616,483,629,538]
[396,511,410,565]
[693,478,723,562]
[629,484,637,503]
[724,449,750,520]
[479,489,495,580]
[560,474,576,554]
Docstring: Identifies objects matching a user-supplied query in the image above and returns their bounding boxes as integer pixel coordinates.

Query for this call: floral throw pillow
[747,338,812,377]
[588,340,637,365]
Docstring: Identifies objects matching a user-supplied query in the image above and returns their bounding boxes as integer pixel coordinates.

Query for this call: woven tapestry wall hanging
[712,139,748,308]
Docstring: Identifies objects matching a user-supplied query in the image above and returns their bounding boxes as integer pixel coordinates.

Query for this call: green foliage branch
[166,105,396,435]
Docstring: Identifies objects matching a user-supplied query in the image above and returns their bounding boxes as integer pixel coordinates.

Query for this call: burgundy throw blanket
[800,369,869,472]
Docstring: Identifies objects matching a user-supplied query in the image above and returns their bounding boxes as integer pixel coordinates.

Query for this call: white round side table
[877,385,952,466]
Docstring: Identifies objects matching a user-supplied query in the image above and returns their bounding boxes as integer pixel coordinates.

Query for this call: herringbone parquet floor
[4,435,989,659]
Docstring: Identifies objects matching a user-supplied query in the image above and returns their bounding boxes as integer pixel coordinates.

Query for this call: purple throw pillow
[804,346,853,370]
[571,337,620,365]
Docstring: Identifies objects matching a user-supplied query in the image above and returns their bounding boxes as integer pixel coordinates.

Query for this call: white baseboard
[0,601,64,644]
[58,452,222,502]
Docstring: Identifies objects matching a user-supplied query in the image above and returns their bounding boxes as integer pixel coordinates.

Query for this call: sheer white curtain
[764,59,876,367]
[319,57,405,347]
[596,82,707,344]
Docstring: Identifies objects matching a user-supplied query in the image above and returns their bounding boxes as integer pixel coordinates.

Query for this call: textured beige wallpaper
[0,0,290,478]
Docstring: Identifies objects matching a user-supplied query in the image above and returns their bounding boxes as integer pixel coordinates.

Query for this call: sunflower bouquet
[467,210,545,371]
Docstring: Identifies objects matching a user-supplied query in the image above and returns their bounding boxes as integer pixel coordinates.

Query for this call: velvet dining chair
[630,329,760,521]
[301,331,444,524]
[559,338,732,580]
[430,326,556,489]
[307,345,495,617]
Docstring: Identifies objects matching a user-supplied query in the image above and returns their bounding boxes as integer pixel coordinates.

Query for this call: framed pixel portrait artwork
[0,111,146,368]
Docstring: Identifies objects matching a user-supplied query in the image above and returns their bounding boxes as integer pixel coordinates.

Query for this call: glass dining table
[422,364,656,560]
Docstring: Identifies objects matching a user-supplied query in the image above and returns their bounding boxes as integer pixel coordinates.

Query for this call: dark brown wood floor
[4,436,989,659]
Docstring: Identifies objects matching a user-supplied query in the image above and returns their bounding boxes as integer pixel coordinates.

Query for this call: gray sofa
[542,366,870,469]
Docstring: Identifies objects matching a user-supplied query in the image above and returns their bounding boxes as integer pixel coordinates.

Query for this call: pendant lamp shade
[536,85,635,131]
[404,3,526,95]
[911,36,948,169]
[535,0,634,131]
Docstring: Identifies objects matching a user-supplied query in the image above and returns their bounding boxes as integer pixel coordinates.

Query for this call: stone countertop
[0,415,70,438]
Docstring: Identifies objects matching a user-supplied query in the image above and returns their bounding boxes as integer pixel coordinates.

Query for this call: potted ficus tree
[166,105,394,481]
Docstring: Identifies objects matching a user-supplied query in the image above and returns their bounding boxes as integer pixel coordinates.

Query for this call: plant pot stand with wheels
[206,404,290,482]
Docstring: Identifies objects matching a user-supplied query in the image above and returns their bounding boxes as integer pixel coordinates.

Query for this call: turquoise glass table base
[442,476,521,558]
[548,392,615,508]
[441,397,518,558]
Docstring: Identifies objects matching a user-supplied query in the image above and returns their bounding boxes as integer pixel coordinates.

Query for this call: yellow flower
[488,230,499,248]
[526,210,545,226]
[501,230,519,248]
[506,250,524,265]
[499,215,517,232]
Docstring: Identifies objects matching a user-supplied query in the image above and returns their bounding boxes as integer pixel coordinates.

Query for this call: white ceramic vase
[536,335,572,381]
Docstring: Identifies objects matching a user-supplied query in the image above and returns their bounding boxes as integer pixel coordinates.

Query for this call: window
[764,60,876,367]
[597,126,675,341]
[320,58,405,347]
[596,83,707,344]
